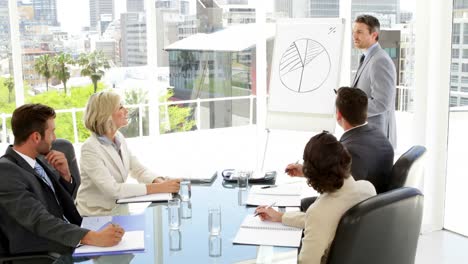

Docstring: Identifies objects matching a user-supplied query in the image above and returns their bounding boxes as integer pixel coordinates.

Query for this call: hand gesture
[45,150,71,181]
[82,223,125,247]
[254,206,283,222]
[149,179,181,194]
[284,163,304,177]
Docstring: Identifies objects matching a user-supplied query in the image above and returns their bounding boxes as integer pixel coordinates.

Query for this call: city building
[450,1,468,106]
[93,39,117,63]
[32,0,59,26]
[127,0,144,12]
[274,0,309,18]
[120,12,147,66]
[21,48,56,88]
[89,0,114,31]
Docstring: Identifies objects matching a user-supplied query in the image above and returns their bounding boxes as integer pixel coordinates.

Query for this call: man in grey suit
[286,87,394,210]
[0,104,124,256]
[352,14,397,148]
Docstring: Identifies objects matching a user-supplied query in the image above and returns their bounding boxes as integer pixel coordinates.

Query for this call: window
[453,23,461,44]
[450,96,458,107]
[463,49,468,59]
[452,63,460,72]
[451,86,459,91]
[460,97,468,106]
[452,75,459,83]
[464,23,468,44]
[452,49,460,59]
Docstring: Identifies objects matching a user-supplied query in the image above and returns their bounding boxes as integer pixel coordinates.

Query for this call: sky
[56,0,126,33]
[55,0,415,34]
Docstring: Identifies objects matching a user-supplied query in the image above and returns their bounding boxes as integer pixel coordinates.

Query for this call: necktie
[358,54,365,69]
[34,162,56,193]
[34,162,69,222]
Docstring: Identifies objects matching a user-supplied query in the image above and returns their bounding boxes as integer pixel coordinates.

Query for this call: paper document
[246,193,301,207]
[246,184,302,207]
[74,231,144,256]
[233,215,302,247]
[116,193,172,204]
[250,185,302,196]
[74,214,146,257]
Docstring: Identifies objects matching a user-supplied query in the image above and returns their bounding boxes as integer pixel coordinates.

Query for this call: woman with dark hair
[255,132,376,264]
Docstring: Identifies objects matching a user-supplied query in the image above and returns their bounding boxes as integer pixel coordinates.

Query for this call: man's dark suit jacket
[340,124,394,194]
[0,146,89,255]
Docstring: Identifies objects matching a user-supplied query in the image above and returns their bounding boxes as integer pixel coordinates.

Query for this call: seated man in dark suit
[286,87,394,210]
[0,104,125,256]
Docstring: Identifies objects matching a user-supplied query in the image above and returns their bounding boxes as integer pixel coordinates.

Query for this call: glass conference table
[72,174,297,264]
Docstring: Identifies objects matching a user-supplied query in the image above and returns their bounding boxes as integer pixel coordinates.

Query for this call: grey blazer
[0,146,89,255]
[352,43,397,148]
[340,124,394,194]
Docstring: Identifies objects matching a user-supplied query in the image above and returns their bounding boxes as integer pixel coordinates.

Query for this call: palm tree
[52,53,74,95]
[34,54,53,91]
[77,51,110,93]
[4,77,14,103]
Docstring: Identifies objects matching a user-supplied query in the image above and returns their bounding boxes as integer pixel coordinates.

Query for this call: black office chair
[387,145,426,192]
[326,187,423,264]
[39,138,81,199]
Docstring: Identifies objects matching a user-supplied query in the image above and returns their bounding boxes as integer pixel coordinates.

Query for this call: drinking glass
[168,198,181,229]
[208,206,221,235]
[237,171,249,190]
[181,200,192,219]
[169,229,182,251]
[208,234,222,257]
[179,180,191,201]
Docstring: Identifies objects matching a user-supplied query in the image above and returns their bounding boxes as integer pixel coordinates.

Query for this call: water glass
[237,188,248,206]
[168,198,181,229]
[181,200,192,219]
[179,180,191,201]
[208,206,222,235]
[208,234,222,257]
[237,171,249,190]
[169,229,182,251]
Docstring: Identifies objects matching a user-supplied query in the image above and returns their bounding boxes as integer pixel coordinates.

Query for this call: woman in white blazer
[76,91,180,216]
[255,132,376,264]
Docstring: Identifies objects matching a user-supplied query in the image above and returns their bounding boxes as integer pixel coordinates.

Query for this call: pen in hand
[284,160,300,173]
[254,202,277,217]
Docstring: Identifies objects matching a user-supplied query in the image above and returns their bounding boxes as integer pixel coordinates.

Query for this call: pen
[261,185,277,189]
[254,202,277,217]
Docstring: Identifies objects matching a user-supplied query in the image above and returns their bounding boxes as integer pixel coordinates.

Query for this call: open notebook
[233,214,302,247]
[74,214,146,257]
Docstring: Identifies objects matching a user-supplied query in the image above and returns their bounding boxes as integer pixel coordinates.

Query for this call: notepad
[246,193,301,207]
[74,231,145,256]
[246,184,303,207]
[233,214,302,247]
[116,193,172,204]
[250,185,302,196]
[74,214,146,257]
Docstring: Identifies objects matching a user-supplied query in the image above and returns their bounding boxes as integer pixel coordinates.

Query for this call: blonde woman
[76,91,180,216]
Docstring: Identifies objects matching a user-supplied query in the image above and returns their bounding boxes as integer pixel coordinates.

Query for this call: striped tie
[34,162,69,223]
[34,162,56,193]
